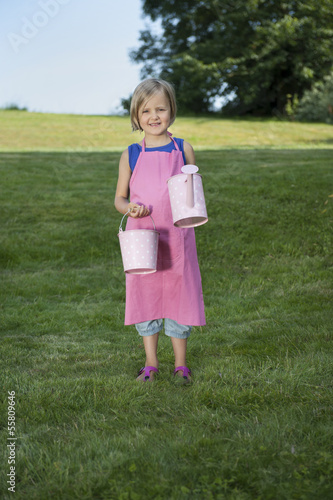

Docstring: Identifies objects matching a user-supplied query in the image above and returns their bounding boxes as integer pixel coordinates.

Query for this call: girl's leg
[170,337,187,369]
[136,332,159,381]
[135,320,162,381]
[170,337,192,379]
[165,319,192,378]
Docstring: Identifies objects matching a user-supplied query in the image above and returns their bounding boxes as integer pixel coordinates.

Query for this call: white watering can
[167,165,208,228]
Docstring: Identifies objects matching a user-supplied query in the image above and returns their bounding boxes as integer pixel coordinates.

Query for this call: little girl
[115,78,205,382]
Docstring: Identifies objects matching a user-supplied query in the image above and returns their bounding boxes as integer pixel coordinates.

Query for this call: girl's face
[138,91,171,138]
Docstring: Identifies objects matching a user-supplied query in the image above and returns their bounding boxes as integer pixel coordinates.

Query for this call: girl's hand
[128,203,150,218]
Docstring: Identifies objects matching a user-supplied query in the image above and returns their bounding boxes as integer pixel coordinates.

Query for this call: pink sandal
[137,366,159,382]
[174,366,192,381]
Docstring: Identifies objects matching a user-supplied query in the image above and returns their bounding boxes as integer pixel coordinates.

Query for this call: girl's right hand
[127,203,150,218]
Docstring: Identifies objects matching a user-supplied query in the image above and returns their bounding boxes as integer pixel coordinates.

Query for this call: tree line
[124,0,333,118]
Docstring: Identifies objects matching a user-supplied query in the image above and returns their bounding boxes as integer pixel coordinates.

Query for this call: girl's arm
[184,141,196,165]
[114,149,150,217]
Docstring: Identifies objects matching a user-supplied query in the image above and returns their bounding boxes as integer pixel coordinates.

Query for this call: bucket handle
[119,209,156,233]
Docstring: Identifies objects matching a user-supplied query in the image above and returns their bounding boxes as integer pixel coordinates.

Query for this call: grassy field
[1,113,333,499]
[1,110,333,151]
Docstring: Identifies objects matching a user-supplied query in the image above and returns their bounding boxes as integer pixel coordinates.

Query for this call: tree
[130,0,333,115]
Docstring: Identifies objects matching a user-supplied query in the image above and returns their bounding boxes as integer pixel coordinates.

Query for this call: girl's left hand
[128,203,150,218]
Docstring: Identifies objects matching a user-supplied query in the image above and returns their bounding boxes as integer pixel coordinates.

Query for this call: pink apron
[124,136,205,326]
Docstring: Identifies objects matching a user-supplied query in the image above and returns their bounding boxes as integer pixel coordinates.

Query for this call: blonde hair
[130,78,177,131]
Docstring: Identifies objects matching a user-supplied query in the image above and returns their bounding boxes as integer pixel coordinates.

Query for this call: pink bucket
[167,165,208,228]
[118,211,159,274]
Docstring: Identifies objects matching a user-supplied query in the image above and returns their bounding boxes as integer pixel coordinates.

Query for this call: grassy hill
[0,110,332,151]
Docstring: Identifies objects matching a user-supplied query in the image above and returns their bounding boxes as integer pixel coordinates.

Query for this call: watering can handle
[181,165,199,209]
[186,174,195,208]
[119,209,156,232]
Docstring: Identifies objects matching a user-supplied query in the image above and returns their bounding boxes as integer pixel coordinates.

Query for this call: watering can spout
[181,165,199,208]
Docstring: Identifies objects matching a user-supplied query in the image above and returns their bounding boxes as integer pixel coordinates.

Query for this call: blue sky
[0,0,158,114]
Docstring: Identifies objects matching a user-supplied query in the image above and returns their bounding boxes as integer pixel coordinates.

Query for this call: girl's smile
[139,91,171,141]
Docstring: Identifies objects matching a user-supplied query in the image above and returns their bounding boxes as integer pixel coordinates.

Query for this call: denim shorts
[135,318,192,339]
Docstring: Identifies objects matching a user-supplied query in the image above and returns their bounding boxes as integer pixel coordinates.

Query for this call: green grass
[1,113,333,499]
[1,110,333,151]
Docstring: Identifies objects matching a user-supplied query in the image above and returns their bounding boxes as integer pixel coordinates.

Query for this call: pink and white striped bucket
[118,212,159,274]
[167,165,208,228]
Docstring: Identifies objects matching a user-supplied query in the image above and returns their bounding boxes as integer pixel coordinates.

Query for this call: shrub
[2,103,28,111]
[295,70,333,124]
